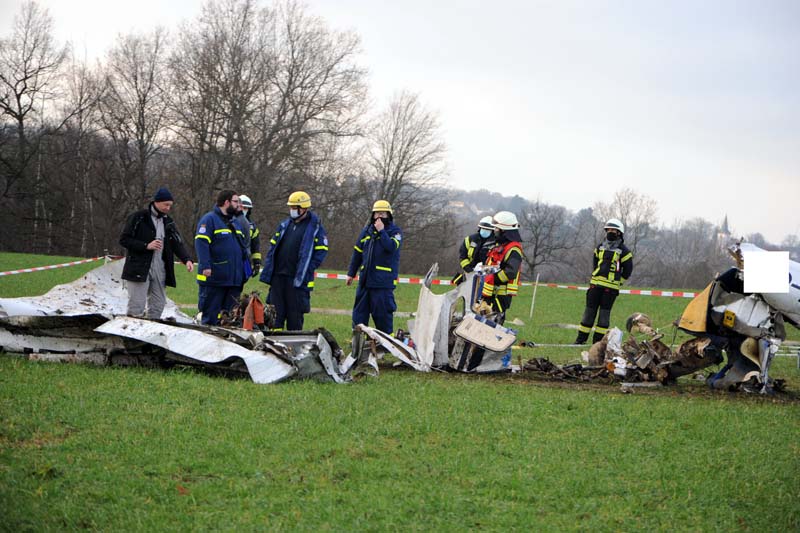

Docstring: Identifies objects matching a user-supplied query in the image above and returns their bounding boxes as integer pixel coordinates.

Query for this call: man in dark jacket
[259,191,328,330]
[119,187,194,319]
[194,190,247,325]
[574,218,634,344]
[346,200,402,334]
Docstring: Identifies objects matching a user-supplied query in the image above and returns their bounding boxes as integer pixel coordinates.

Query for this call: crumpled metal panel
[710,295,774,338]
[355,324,430,372]
[95,316,296,384]
[0,314,126,354]
[408,266,480,367]
[255,331,349,383]
[0,260,190,323]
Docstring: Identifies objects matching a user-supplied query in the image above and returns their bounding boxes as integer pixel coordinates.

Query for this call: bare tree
[0,0,67,196]
[361,90,451,270]
[593,187,658,279]
[98,28,170,209]
[366,91,446,204]
[519,200,589,280]
[641,218,729,288]
[169,0,367,224]
[257,0,366,192]
[60,54,105,255]
[0,1,69,252]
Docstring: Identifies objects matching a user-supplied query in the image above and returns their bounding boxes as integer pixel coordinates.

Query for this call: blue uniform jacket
[194,206,246,287]
[260,211,329,291]
[347,221,402,289]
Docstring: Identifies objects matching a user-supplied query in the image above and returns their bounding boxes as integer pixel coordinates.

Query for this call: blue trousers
[199,285,241,325]
[268,275,310,331]
[352,286,396,334]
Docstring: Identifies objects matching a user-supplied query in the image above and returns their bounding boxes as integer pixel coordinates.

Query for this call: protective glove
[251,259,261,278]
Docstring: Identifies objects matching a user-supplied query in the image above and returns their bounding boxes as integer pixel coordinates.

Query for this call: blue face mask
[479,229,492,239]
[289,208,301,219]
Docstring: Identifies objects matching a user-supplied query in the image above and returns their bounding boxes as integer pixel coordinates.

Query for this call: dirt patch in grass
[377,361,800,403]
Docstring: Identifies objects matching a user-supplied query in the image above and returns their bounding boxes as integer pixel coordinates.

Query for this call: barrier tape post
[529,272,540,320]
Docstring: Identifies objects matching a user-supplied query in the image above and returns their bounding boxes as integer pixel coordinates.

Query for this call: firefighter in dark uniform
[480,211,524,324]
[346,200,402,334]
[259,191,329,331]
[194,190,247,325]
[237,194,262,277]
[574,218,634,344]
[452,215,496,285]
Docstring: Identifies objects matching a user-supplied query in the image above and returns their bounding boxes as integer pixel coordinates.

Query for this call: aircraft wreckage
[0,243,797,393]
[526,243,800,394]
[0,260,515,383]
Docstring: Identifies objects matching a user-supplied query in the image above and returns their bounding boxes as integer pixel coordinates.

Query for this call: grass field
[1,252,799,531]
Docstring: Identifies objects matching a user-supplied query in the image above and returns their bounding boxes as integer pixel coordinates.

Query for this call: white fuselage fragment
[95,317,296,384]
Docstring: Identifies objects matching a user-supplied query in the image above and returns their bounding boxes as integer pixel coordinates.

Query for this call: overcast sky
[2,0,798,243]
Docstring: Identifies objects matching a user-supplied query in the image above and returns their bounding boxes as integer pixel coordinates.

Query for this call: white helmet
[604,218,624,234]
[239,194,253,209]
[492,211,519,231]
[478,216,494,230]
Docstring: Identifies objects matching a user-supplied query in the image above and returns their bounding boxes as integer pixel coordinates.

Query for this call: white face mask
[479,229,492,239]
[289,208,300,219]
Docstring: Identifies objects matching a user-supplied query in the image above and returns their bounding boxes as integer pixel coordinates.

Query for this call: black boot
[574,331,589,345]
[592,332,605,344]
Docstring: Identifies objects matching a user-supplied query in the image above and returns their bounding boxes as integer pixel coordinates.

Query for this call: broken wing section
[0,314,127,354]
[95,317,296,383]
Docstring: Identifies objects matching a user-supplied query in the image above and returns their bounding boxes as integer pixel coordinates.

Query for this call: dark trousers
[352,286,396,334]
[268,275,309,331]
[576,285,618,343]
[487,295,513,324]
[199,285,241,325]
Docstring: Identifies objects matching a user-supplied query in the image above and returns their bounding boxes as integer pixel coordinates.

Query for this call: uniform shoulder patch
[199,225,207,234]
[393,233,402,241]
[323,236,329,246]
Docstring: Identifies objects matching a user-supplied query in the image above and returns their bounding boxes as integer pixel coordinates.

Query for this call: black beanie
[153,187,174,202]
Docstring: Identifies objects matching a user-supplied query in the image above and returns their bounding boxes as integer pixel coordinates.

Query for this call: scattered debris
[0,262,350,384]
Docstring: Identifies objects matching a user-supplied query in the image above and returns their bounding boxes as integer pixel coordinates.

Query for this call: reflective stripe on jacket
[194,206,246,287]
[347,221,402,289]
[482,240,523,297]
[459,232,495,272]
[259,211,328,291]
[589,240,633,290]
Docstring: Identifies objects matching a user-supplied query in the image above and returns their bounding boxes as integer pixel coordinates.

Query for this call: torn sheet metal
[95,316,297,384]
[405,266,516,373]
[251,330,349,383]
[0,260,190,322]
[0,314,126,354]
[354,324,430,372]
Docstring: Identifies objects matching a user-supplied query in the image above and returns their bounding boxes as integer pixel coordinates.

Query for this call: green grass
[1,252,800,530]
[1,359,798,531]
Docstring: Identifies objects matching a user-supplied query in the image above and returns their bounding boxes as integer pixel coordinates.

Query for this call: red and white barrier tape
[0,258,697,298]
[0,256,106,277]
[536,282,696,298]
[314,272,696,298]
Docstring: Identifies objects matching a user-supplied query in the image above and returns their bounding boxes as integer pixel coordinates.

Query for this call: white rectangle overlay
[743,251,789,293]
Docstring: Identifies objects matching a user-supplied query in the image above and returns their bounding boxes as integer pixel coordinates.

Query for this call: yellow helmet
[287,191,311,208]
[372,199,393,214]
